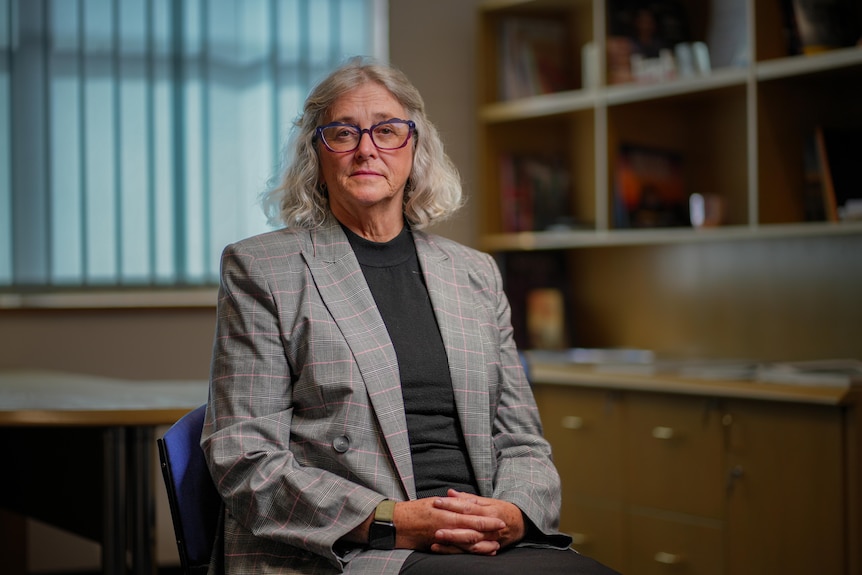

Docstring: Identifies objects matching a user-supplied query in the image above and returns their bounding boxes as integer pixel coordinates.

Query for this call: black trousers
[399,547,621,575]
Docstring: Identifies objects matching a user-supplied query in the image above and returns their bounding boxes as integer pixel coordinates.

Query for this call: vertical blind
[0,0,384,289]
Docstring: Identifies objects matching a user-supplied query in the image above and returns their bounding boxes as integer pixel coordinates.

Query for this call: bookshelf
[476,0,862,357]
[477,2,862,573]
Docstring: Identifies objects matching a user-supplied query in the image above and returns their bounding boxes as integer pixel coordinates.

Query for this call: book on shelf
[785,0,862,55]
[606,0,695,84]
[499,251,573,351]
[801,131,828,221]
[814,125,862,222]
[755,359,862,387]
[613,143,689,229]
[779,0,805,56]
[595,357,758,379]
[498,153,573,233]
[496,16,572,100]
[526,347,656,366]
[528,349,758,380]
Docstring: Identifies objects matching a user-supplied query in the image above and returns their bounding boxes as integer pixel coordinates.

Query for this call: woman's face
[317,82,414,224]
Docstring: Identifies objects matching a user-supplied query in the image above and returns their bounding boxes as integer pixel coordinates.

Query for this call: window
[0,0,386,289]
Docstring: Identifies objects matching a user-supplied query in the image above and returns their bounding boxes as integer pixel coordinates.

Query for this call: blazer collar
[414,232,493,494]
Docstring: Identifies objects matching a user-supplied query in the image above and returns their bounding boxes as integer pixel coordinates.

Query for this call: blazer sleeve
[480,252,572,548]
[202,239,383,568]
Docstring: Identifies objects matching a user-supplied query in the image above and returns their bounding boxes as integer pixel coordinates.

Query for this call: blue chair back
[519,351,531,384]
[157,404,221,575]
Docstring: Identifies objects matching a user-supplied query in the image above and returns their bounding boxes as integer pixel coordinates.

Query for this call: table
[0,370,209,575]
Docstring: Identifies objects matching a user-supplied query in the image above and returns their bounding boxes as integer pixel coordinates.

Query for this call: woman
[202,58,618,575]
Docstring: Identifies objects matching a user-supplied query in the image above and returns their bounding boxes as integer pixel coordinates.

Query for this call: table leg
[0,509,27,575]
[103,427,127,575]
[130,427,156,575]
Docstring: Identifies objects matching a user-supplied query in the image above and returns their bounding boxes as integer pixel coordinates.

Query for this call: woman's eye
[334,128,357,139]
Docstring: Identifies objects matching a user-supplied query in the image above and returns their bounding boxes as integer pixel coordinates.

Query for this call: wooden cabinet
[530,364,862,574]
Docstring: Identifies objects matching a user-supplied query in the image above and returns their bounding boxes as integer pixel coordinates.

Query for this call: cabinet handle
[726,465,745,495]
[561,415,584,430]
[651,426,675,440]
[654,551,683,565]
[570,532,589,545]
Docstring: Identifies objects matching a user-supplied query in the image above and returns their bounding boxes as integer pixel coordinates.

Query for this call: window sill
[0,288,218,310]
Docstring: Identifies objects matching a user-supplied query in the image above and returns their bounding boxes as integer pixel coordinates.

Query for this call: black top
[343,224,478,498]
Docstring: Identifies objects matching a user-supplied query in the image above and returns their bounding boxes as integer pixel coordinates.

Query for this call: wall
[568,234,862,360]
[389,0,484,249]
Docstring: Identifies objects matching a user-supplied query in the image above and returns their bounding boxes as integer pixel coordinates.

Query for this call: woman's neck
[332,207,404,242]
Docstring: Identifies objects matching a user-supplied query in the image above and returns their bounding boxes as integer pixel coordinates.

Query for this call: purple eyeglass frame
[314,118,416,153]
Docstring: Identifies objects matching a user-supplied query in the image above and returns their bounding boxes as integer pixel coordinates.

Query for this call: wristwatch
[368,499,397,550]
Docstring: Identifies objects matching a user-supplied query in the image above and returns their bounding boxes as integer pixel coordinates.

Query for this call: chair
[519,351,531,384]
[157,404,222,575]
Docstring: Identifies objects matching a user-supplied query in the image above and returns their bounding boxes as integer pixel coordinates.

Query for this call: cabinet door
[568,500,626,574]
[626,393,725,518]
[628,511,723,575]
[725,400,845,575]
[532,384,624,569]
[533,385,624,501]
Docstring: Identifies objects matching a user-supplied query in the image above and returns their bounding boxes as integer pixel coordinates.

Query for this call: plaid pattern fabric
[202,214,566,574]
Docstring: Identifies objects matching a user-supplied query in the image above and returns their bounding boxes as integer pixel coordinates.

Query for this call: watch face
[368,521,396,550]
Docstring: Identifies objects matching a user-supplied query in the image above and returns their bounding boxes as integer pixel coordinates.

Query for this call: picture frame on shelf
[498,250,573,351]
[606,0,693,84]
[526,287,568,350]
[613,143,689,229]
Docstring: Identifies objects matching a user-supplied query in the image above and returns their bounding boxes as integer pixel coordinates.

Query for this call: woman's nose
[354,130,378,157]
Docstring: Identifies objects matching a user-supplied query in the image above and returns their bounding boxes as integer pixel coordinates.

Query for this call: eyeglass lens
[320,120,412,152]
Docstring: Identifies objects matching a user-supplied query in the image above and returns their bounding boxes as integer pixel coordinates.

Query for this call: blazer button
[332,435,350,453]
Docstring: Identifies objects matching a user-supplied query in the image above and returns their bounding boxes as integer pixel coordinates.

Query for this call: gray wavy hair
[261,57,464,229]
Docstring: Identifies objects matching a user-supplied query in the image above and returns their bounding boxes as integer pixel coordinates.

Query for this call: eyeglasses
[315,118,416,153]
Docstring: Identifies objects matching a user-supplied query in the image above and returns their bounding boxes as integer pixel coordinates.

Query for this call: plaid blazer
[202,214,569,574]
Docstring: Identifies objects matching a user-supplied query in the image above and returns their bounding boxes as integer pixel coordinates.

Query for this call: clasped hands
[394,489,525,555]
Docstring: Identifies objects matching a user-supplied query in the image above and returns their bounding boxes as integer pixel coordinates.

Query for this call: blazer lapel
[301,217,416,499]
[414,234,494,495]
